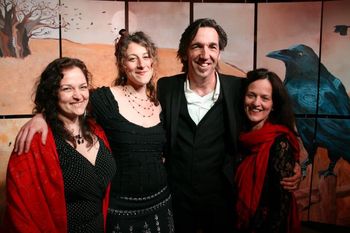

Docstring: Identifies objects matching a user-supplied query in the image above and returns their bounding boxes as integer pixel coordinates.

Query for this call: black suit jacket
[157,73,242,185]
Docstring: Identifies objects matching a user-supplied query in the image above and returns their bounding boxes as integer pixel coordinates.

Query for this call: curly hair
[114,31,159,105]
[33,57,94,148]
[177,18,228,72]
[242,68,297,134]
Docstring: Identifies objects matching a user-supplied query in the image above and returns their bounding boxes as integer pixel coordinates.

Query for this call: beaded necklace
[122,86,155,118]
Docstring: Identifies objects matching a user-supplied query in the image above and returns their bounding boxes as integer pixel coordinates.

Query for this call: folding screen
[0,0,349,227]
[257,1,350,226]
[312,0,350,225]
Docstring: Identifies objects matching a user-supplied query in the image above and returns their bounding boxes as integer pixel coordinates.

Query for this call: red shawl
[235,122,300,233]
[2,120,111,233]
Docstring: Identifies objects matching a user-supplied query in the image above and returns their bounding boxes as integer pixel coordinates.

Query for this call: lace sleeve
[269,135,296,232]
[252,135,296,233]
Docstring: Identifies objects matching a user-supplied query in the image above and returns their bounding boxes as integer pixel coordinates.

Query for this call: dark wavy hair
[33,57,94,148]
[177,18,228,72]
[242,68,297,133]
[114,31,159,105]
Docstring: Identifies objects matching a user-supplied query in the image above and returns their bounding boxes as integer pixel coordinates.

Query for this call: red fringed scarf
[235,122,300,233]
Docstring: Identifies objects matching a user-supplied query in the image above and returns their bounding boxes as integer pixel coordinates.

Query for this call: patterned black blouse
[251,134,296,233]
[55,135,116,233]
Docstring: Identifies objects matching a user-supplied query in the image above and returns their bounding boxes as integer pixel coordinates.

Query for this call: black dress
[54,135,116,233]
[90,87,174,233]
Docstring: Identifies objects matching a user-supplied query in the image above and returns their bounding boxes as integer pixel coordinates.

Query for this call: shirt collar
[184,72,221,102]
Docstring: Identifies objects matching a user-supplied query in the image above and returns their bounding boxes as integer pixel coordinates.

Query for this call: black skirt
[106,186,174,233]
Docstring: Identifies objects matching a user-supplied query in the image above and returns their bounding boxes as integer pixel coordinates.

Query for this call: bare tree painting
[0,0,62,58]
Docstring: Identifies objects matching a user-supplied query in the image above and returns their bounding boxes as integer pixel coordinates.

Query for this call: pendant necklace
[73,132,84,144]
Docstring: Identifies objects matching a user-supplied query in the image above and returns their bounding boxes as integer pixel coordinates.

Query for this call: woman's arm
[14,113,48,154]
[269,135,296,232]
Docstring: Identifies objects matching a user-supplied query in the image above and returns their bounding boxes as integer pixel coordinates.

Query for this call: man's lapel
[169,75,185,150]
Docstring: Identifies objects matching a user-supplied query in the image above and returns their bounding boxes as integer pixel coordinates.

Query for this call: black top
[251,135,295,233]
[90,87,167,200]
[55,135,116,233]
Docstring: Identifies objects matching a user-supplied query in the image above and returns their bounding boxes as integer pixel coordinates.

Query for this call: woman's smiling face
[124,42,154,87]
[57,66,89,121]
[244,78,273,130]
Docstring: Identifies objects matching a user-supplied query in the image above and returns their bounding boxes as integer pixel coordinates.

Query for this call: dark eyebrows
[60,82,87,88]
[190,41,219,48]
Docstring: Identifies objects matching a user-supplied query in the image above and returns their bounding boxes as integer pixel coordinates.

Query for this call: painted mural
[0,0,349,227]
[257,1,350,226]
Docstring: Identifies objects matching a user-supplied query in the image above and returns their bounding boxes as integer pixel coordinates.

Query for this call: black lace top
[90,87,168,201]
[251,134,296,233]
[55,135,116,233]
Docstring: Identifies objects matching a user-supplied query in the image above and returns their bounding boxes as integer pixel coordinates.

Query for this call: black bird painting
[267,44,350,176]
[334,25,350,36]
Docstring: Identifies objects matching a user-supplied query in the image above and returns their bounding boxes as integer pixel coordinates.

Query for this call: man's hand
[14,113,48,154]
[280,162,302,191]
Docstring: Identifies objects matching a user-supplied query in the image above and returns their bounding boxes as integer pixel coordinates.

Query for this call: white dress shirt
[184,73,221,125]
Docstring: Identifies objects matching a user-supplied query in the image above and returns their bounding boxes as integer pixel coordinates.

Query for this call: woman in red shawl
[235,68,300,233]
[2,57,116,233]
